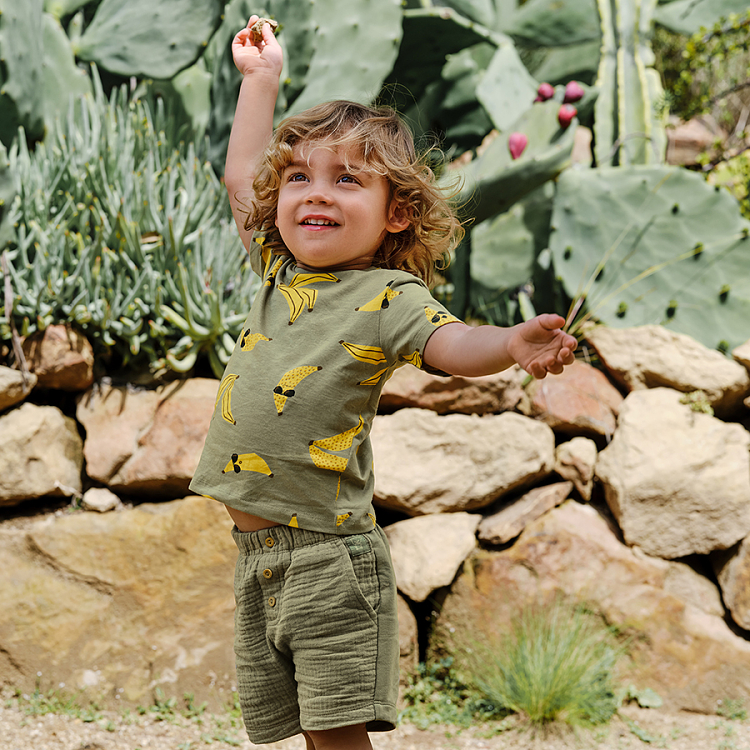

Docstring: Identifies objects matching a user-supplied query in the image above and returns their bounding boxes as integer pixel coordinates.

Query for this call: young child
[190,14,577,750]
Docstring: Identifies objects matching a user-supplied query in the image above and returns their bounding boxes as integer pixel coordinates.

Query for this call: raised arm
[224,16,284,251]
[423,314,577,379]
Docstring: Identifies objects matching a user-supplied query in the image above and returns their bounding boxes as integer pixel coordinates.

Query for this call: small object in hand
[251,17,278,43]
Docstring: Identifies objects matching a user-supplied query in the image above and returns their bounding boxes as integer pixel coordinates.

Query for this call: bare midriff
[226,506,283,532]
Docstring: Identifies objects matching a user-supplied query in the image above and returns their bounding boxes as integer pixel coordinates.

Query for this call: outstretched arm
[224,15,284,251]
[423,314,577,379]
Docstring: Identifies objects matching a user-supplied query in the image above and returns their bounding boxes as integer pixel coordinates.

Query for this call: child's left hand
[506,313,577,379]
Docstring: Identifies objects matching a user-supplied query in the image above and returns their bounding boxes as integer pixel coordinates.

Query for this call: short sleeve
[378,275,463,374]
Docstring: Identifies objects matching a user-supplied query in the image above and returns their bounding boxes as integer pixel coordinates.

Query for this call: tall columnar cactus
[593,0,668,166]
[549,165,750,352]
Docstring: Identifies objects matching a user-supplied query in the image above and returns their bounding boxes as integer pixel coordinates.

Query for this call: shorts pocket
[343,534,381,615]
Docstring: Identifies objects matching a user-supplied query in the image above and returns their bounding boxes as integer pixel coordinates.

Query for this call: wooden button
[263,569,273,579]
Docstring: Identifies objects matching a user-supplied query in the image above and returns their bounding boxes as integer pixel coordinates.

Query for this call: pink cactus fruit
[558,104,577,128]
[563,80,584,103]
[508,132,528,160]
[534,82,555,102]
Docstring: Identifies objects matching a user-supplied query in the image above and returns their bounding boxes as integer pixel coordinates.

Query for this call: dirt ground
[3,702,750,750]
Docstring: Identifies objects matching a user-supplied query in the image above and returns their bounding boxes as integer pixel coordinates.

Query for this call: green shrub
[1,67,258,378]
[460,597,623,727]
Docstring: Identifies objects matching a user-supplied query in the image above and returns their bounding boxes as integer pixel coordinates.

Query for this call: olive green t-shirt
[189,239,461,534]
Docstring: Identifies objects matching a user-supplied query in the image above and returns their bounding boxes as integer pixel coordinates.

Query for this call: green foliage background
[1,0,749,378]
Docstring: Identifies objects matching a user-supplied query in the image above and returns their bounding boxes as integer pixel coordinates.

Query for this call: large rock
[397,595,419,682]
[0,365,37,413]
[713,538,750,630]
[1,496,237,706]
[372,409,555,515]
[21,324,94,391]
[76,379,218,496]
[477,481,573,545]
[585,324,750,417]
[384,513,480,602]
[379,364,524,415]
[0,403,83,506]
[596,388,750,558]
[433,501,750,713]
[735,339,750,371]
[519,360,623,438]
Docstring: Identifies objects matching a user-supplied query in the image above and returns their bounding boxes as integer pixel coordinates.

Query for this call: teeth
[303,219,336,225]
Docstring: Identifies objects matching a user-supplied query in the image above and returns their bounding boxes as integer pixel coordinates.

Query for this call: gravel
[2,702,749,750]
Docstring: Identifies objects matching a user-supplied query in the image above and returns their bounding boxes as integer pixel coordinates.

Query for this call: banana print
[240,331,272,352]
[358,368,389,387]
[425,306,461,327]
[273,365,322,415]
[222,452,273,476]
[367,513,376,527]
[264,257,284,286]
[309,416,365,472]
[400,350,423,368]
[288,513,299,528]
[278,272,339,323]
[336,512,352,527]
[339,341,387,365]
[355,282,403,312]
[215,373,240,425]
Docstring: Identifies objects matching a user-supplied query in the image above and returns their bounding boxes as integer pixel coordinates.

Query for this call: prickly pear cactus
[0,0,46,145]
[550,165,750,352]
[654,0,750,36]
[74,0,225,78]
[446,98,577,226]
[286,0,403,115]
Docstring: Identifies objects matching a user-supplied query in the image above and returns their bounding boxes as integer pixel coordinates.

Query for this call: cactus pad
[550,165,750,352]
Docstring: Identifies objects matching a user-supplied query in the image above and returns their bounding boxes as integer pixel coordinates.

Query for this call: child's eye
[287,172,308,182]
[338,174,360,185]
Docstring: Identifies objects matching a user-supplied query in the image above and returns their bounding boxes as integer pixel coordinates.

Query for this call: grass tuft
[459,596,623,728]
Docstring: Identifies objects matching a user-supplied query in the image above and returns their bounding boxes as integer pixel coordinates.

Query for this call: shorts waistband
[231,524,351,554]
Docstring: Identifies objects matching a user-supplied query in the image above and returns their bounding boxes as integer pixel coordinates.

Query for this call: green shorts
[231,524,400,744]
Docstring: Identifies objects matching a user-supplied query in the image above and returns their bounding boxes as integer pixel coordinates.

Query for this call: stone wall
[1,323,749,712]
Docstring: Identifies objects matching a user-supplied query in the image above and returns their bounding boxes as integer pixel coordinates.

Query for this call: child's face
[275,141,409,272]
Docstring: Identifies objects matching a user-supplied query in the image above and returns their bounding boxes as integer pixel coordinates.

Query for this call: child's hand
[232,15,283,78]
[507,313,577,379]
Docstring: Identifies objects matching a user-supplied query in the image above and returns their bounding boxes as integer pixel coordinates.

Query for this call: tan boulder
[397,595,419,682]
[379,364,524,415]
[433,501,750,713]
[21,324,94,391]
[384,512,480,602]
[554,437,598,500]
[0,495,238,706]
[585,324,750,417]
[0,403,83,506]
[76,379,218,496]
[0,365,36,413]
[519,360,623,438]
[372,408,555,515]
[713,537,750,630]
[81,487,121,513]
[596,388,750,558]
[477,481,573,545]
[734,339,750,371]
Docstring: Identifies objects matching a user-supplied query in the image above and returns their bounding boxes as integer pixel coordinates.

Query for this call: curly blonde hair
[245,100,464,285]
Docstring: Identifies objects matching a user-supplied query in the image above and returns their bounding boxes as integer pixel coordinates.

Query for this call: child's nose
[305,181,333,203]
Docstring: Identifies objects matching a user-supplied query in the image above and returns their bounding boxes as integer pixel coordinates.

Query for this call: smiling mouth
[301,218,338,226]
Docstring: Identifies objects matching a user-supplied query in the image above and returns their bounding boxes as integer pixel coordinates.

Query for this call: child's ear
[386,200,410,233]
